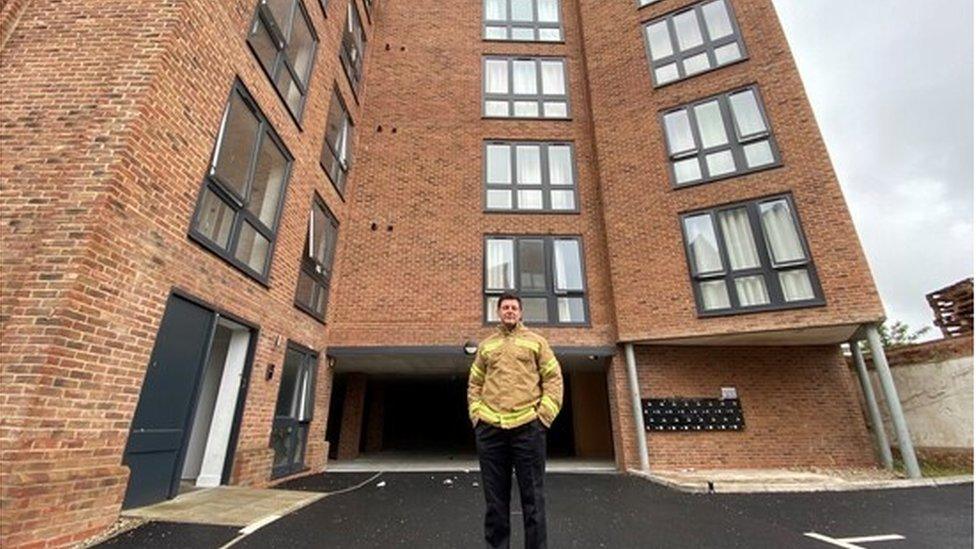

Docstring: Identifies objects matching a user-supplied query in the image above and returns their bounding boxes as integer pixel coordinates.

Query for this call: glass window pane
[673,10,704,51]
[701,0,733,40]
[195,188,235,248]
[311,206,337,267]
[213,93,260,197]
[517,189,543,209]
[557,297,585,323]
[683,214,723,274]
[247,133,287,228]
[486,296,500,321]
[663,110,695,155]
[541,61,566,94]
[285,12,315,84]
[485,101,509,116]
[511,27,535,40]
[683,52,711,75]
[700,280,730,310]
[485,26,507,39]
[729,89,767,137]
[487,189,513,209]
[705,150,736,177]
[693,101,728,148]
[266,0,293,29]
[548,145,573,185]
[235,222,271,274]
[780,269,815,302]
[275,348,303,417]
[487,144,511,184]
[519,239,546,291]
[538,28,561,41]
[513,60,538,94]
[538,0,559,22]
[714,42,742,65]
[543,102,567,118]
[516,145,541,184]
[275,67,303,116]
[485,0,506,20]
[673,158,702,184]
[743,140,775,168]
[325,94,350,165]
[512,0,533,21]
[735,275,770,306]
[760,199,806,264]
[553,240,583,291]
[295,269,319,313]
[717,208,760,270]
[514,101,540,117]
[486,239,515,290]
[551,190,575,210]
[655,63,679,84]
[485,59,509,93]
[249,18,279,72]
[523,298,549,323]
[646,21,673,60]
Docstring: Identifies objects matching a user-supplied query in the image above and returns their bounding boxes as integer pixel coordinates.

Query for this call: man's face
[497,299,522,327]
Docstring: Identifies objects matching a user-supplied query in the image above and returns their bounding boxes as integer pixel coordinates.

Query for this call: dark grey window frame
[362,0,373,22]
[269,341,318,479]
[318,0,329,17]
[482,56,571,120]
[294,193,339,322]
[483,140,580,214]
[188,80,293,286]
[483,0,564,43]
[246,0,320,125]
[637,0,662,7]
[642,0,747,87]
[483,235,590,327]
[660,84,781,189]
[339,0,367,100]
[679,193,825,317]
[320,86,355,197]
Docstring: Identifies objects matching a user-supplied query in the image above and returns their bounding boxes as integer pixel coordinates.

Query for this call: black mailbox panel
[641,398,744,432]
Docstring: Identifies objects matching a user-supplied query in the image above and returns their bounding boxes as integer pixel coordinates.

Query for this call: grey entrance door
[121,294,216,509]
[270,344,317,478]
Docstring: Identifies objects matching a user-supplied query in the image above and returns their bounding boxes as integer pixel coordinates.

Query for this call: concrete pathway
[121,486,324,527]
[633,468,975,493]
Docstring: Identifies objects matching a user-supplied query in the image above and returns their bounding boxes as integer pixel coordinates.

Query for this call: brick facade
[1,0,885,546]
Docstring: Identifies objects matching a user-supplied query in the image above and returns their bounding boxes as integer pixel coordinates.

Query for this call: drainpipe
[624,343,650,473]
[865,325,921,479]
[849,340,893,469]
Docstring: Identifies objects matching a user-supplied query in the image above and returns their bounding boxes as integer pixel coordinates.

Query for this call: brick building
[1,0,893,546]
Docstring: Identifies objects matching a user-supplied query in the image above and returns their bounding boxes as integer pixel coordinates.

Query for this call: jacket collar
[498,321,525,336]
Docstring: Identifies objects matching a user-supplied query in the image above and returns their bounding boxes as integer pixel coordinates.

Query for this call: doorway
[270,343,318,478]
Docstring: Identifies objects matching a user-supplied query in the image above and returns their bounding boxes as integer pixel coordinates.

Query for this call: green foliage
[858,320,932,353]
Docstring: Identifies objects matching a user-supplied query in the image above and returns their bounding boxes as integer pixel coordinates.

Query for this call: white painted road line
[804,532,906,548]
[239,514,282,535]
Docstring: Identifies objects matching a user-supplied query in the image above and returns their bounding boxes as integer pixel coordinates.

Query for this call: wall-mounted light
[463,340,478,356]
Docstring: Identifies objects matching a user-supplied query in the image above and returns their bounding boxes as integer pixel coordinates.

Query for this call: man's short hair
[497,293,522,309]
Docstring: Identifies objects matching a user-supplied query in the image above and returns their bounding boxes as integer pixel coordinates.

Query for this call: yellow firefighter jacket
[467,322,563,429]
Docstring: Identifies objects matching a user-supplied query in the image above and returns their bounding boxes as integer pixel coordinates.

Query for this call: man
[468,293,563,549]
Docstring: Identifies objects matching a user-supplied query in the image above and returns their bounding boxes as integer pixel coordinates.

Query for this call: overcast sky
[771,0,974,339]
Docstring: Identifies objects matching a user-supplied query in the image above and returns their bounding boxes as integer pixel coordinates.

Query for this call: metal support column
[849,340,893,469]
[624,343,650,473]
[866,325,921,478]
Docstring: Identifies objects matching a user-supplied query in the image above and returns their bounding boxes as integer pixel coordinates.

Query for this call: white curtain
[684,215,722,273]
[760,200,805,264]
[513,61,537,94]
[718,208,759,270]
[485,60,509,93]
[780,269,815,301]
[538,0,559,22]
[729,90,766,136]
[553,240,583,291]
[664,110,695,155]
[700,280,730,310]
[548,145,572,185]
[701,0,733,40]
[485,0,506,20]
[487,144,511,184]
[512,0,533,21]
[486,240,514,289]
[516,145,541,184]
[541,61,565,94]
[673,9,703,51]
[735,276,769,306]
[645,20,673,60]
[694,101,728,148]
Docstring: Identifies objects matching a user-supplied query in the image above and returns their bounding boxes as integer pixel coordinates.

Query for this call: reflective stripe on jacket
[467,322,563,429]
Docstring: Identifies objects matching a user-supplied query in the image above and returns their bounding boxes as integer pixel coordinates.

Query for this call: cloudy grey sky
[771,0,974,339]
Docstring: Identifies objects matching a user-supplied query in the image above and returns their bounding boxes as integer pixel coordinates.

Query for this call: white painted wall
[182,326,231,480]
[196,327,250,487]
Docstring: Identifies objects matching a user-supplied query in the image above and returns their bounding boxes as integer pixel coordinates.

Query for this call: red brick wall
[1,1,377,546]
[610,345,876,470]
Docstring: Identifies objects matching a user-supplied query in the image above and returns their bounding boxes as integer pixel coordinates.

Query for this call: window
[485,141,578,212]
[484,236,588,325]
[339,1,367,93]
[320,89,354,193]
[190,82,291,282]
[483,57,569,119]
[661,85,779,187]
[295,196,339,321]
[270,343,317,478]
[643,0,745,86]
[680,194,824,315]
[247,0,318,121]
[484,0,563,42]
[638,0,662,6]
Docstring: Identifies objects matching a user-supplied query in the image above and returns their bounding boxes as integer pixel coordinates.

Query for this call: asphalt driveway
[98,472,973,548]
